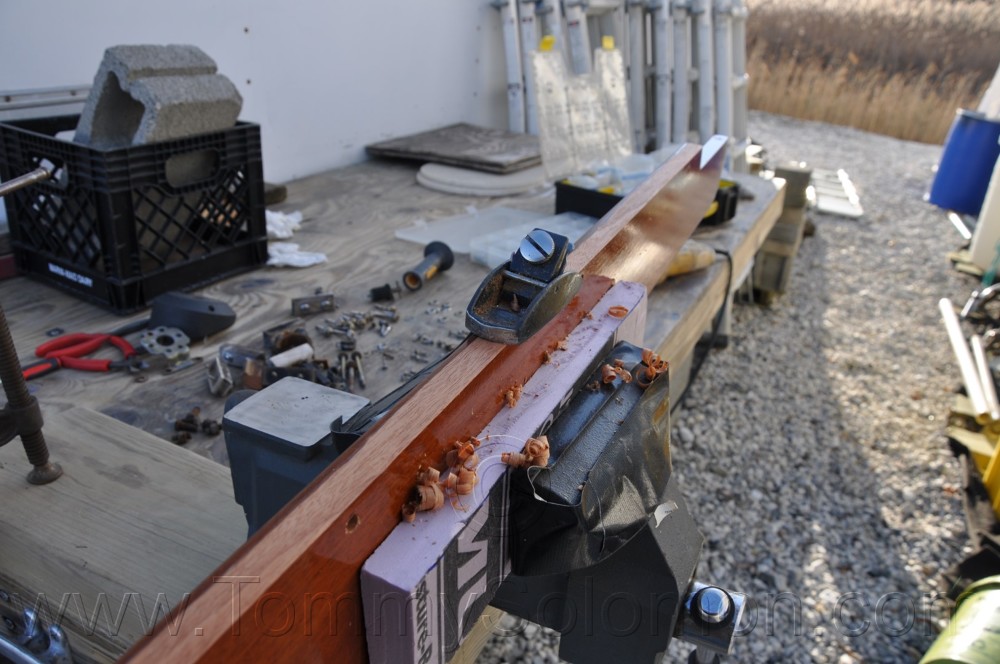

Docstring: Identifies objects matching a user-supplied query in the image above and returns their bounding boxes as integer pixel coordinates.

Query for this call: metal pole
[693,0,716,142]
[565,0,593,75]
[730,0,750,172]
[518,0,540,134]
[672,0,692,142]
[0,167,50,198]
[495,0,526,133]
[628,0,647,152]
[651,0,674,149]
[713,0,734,142]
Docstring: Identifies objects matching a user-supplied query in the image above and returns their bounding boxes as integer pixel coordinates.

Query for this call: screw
[693,587,732,625]
[351,352,366,389]
[0,590,9,602]
[518,229,555,264]
[3,616,15,632]
[171,432,192,445]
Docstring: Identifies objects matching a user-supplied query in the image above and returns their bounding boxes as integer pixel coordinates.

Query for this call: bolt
[3,616,15,632]
[403,241,454,291]
[518,229,556,264]
[351,352,366,389]
[693,587,732,625]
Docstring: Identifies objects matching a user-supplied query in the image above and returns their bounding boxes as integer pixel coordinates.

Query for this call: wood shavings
[502,436,550,468]
[504,384,523,408]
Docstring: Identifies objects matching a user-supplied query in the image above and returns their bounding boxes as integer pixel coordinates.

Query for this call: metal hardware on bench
[290,293,335,317]
[0,304,61,485]
[0,593,74,664]
[139,326,190,361]
[402,241,454,291]
[466,228,582,344]
[207,356,235,397]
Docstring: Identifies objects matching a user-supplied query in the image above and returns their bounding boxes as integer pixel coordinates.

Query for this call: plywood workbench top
[0,158,783,662]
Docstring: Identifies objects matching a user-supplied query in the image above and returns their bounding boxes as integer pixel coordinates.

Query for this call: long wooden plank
[122,142,722,664]
[0,405,245,663]
[646,174,786,367]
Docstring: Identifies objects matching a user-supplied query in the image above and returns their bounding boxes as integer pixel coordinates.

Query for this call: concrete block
[75,44,242,149]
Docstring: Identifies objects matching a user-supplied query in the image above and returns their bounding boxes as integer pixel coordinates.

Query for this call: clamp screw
[519,229,556,264]
[694,587,732,625]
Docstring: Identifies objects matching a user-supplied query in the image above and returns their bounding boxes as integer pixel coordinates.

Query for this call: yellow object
[703,201,720,219]
[602,36,615,50]
[920,576,1000,664]
[661,239,716,282]
[540,35,556,52]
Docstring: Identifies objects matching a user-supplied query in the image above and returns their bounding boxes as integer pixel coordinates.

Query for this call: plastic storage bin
[0,114,267,313]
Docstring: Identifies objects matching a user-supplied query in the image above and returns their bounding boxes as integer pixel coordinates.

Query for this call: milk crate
[0,114,267,313]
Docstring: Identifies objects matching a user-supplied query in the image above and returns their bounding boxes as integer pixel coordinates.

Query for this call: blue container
[929,109,1000,217]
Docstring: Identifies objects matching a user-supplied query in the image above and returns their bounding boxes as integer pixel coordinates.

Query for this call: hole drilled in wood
[346,514,360,533]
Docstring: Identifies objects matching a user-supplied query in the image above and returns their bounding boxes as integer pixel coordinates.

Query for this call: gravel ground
[479,111,974,663]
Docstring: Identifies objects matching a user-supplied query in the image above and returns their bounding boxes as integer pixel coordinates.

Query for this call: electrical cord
[671,248,734,415]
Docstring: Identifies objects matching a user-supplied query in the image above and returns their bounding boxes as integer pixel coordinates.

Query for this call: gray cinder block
[75,44,242,149]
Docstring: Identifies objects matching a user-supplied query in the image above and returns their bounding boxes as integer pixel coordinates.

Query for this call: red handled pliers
[24,333,141,380]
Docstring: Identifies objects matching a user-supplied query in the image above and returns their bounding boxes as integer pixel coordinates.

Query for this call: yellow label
[602,35,615,50]
[540,35,556,52]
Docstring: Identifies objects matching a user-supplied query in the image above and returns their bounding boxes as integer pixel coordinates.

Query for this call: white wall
[0,1,508,183]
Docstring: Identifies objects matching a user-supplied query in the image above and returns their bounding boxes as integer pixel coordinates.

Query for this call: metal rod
[940,298,991,423]
[0,167,51,198]
[0,303,61,484]
[971,334,1000,422]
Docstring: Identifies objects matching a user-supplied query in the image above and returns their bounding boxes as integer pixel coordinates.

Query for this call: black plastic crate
[0,114,267,313]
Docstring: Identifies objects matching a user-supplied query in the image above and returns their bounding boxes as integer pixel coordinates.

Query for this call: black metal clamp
[465,228,582,344]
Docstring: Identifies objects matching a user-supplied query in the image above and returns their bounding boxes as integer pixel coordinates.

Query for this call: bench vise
[224,342,743,663]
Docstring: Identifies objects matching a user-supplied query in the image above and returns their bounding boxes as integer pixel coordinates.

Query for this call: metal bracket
[0,591,74,664]
[290,293,335,317]
[466,229,582,345]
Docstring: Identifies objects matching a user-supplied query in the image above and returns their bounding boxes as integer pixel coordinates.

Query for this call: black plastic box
[555,178,740,227]
[0,115,268,313]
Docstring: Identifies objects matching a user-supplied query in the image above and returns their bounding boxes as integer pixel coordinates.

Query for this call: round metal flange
[139,326,190,361]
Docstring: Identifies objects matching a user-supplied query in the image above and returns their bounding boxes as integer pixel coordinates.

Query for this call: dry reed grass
[746,0,1000,143]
